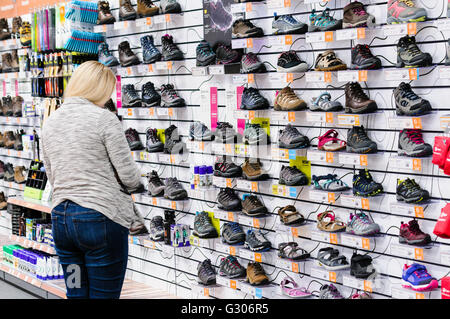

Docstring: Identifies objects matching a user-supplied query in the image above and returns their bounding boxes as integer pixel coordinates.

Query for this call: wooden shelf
[7,196,52,214]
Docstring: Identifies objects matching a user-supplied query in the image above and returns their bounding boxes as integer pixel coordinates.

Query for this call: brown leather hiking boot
[2,53,12,73]
[14,166,26,184]
[246,262,269,285]
[0,133,4,147]
[137,0,159,17]
[0,192,6,210]
[97,0,116,24]
[10,50,19,72]
[242,158,267,180]
[14,130,23,151]
[0,19,11,40]
[345,82,377,114]
[314,50,347,71]
[119,0,137,21]
[11,17,22,35]
[118,41,140,67]
[12,96,23,117]
[2,96,12,116]
[343,1,375,29]
[3,131,14,149]
[242,195,267,216]
[274,86,307,111]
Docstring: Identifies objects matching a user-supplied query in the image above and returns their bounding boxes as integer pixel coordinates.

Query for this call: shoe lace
[400,83,420,101]
[354,126,369,141]
[244,53,259,64]
[126,128,139,142]
[251,262,264,275]
[142,37,158,53]
[100,44,111,56]
[142,0,155,6]
[283,14,298,24]
[149,172,163,185]
[202,260,215,276]
[354,212,371,225]
[243,20,256,28]
[328,285,342,298]
[349,82,369,101]
[246,195,260,206]
[122,0,134,11]
[100,1,111,12]
[228,257,241,270]
[352,6,367,16]
[163,84,179,99]
[408,220,423,235]
[413,268,428,278]
[405,129,424,144]
[357,45,373,58]
[147,129,159,142]
[229,222,241,233]
[399,0,414,7]
[198,43,214,57]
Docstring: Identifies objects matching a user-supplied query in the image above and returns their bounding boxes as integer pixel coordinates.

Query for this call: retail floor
[0,279,38,299]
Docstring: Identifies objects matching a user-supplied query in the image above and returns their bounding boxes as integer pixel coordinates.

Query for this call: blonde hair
[64,61,116,105]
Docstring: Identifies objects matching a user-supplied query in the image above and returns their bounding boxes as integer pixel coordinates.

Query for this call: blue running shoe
[402,263,438,291]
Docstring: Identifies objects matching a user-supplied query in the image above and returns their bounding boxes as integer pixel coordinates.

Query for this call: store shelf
[7,196,52,214]
[9,235,55,254]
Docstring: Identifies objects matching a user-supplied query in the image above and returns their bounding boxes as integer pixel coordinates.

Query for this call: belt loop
[64,200,69,212]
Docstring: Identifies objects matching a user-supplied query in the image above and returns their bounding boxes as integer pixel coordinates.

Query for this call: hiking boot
[196,40,216,67]
[387,0,427,24]
[0,192,6,210]
[10,50,19,72]
[279,165,308,186]
[399,220,431,245]
[137,0,159,17]
[146,128,164,152]
[193,211,218,238]
[98,42,119,67]
[309,92,343,112]
[216,43,240,64]
[217,187,241,211]
[160,0,182,14]
[209,0,232,31]
[14,166,26,184]
[343,1,376,28]
[198,259,216,285]
[398,129,432,157]
[397,178,430,203]
[13,130,23,151]
[160,84,185,107]
[243,123,270,145]
[277,51,308,73]
[119,0,137,21]
[0,161,5,178]
[347,125,377,153]
[2,53,13,73]
[396,35,432,68]
[219,256,246,278]
[213,158,242,178]
[232,19,263,38]
[278,124,309,149]
[164,125,185,154]
[142,82,161,106]
[351,44,381,70]
[147,170,165,196]
[12,17,22,36]
[118,41,140,67]
[319,284,344,299]
[353,169,383,196]
[164,177,187,200]
[0,19,11,40]
[3,164,13,181]
[245,230,271,251]
[274,86,307,111]
[240,87,269,110]
[350,253,375,279]
[346,212,380,236]
[19,22,31,47]
[97,0,116,24]
[213,122,237,143]
[221,222,245,245]
[309,8,342,32]
[125,128,144,151]
[246,262,269,286]
[242,158,267,181]
[314,50,347,71]
[241,52,266,73]
[122,84,142,108]
[12,96,23,117]
[141,35,162,64]
[161,34,183,61]
[394,82,431,116]
[149,215,164,241]
[242,195,267,216]
[345,82,377,113]
[272,14,307,35]
[189,121,214,141]
[3,131,14,149]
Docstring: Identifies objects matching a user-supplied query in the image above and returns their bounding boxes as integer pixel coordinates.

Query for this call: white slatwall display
[4,0,450,299]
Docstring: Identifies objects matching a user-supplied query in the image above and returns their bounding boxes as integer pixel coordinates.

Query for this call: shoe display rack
[2,0,450,300]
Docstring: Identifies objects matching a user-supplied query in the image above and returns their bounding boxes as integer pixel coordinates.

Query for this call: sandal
[280,276,312,298]
[317,247,350,270]
[312,174,350,192]
[278,242,310,261]
[309,92,343,112]
[318,129,346,151]
[317,211,346,232]
[278,205,305,225]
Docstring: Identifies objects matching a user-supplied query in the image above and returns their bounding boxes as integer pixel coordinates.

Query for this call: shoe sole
[315,64,347,72]
[242,172,268,181]
[353,188,382,197]
[396,194,429,204]
[129,141,144,151]
[193,230,218,238]
[222,238,245,246]
[345,101,377,114]
[277,63,309,73]
[399,237,430,246]
[346,145,377,154]
[343,16,376,29]
[97,17,116,24]
[345,229,379,236]
[401,279,438,292]
[240,102,269,110]
[150,189,164,197]
[242,208,267,217]
[387,16,427,24]
[317,261,350,271]
[274,101,307,111]
[350,270,376,279]
[232,30,264,38]
[244,242,270,252]
[121,58,140,67]
[213,171,241,178]
[197,56,216,67]
[217,203,241,211]
[279,177,308,186]
[397,149,432,158]
[350,61,381,70]
[219,272,246,279]
[143,55,162,64]
[123,100,142,108]
[161,101,185,107]
[164,193,187,200]
[278,141,309,149]
[396,104,431,116]
[143,100,161,107]
[308,23,341,32]
[272,24,308,35]
[246,276,269,286]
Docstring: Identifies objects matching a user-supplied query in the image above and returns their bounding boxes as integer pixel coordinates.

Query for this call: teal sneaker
[308,8,342,32]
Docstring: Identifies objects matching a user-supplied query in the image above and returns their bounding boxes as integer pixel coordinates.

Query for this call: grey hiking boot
[146,128,164,152]
[398,129,432,157]
[396,35,432,68]
[119,0,137,20]
[272,14,307,35]
[161,84,185,107]
[198,259,216,285]
[222,222,245,245]
[160,0,181,13]
[217,187,241,211]
[393,82,431,116]
[241,52,266,73]
[319,284,345,299]
[189,121,214,141]
[164,177,187,200]
[161,34,183,61]
[147,170,165,196]
[346,125,377,154]
[98,42,119,67]
[149,215,164,241]
[219,256,246,278]
[245,229,271,251]
[213,122,237,143]
[193,211,218,238]
[125,128,144,151]
[122,84,142,108]
[346,212,380,236]
[243,123,270,145]
[278,124,309,149]
[279,165,308,186]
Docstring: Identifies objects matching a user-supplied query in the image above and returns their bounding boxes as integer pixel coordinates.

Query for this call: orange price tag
[329,272,337,282]
[357,28,366,39]
[167,61,173,70]
[149,108,155,116]
[225,144,232,154]
[407,23,417,35]
[171,201,177,209]
[226,179,232,188]
[329,233,338,244]
[324,31,333,42]
[325,112,334,123]
[328,192,335,203]
[361,198,370,210]
[4,73,7,79]
[127,108,133,116]
[360,155,368,166]
[363,280,373,292]
[412,117,422,129]
[248,74,255,83]
[254,253,262,262]
[123,21,129,28]
[251,182,258,192]
[152,197,157,205]
[203,288,209,297]
[227,212,235,222]
[230,280,237,289]
[146,17,152,25]
[126,67,132,75]
[248,111,255,120]
[246,38,253,48]
[326,152,334,163]
[291,228,298,237]
[199,142,205,151]
[253,218,260,228]
[358,70,368,82]
[17,151,21,158]
[102,25,107,32]
[131,194,135,201]
[416,293,425,299]
[291,263,299,273]
[284,0,291,7]
[286,72,293,83]
[288,112,295,122]
[362,238,370,250]
[414,206,424,218]
[412,158,422,171]
[284,35,293,45]
[170,154,175,163]
[168,108,174,116]
[148,64,154,72]
[165,14,171,22]
[409,68,418,80]
[229,246,236,256]
[246,2,252,11]
[414,248,424,260]
[324,72,332,83]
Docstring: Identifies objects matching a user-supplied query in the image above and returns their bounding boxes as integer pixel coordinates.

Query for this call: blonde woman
[42,61,145,299]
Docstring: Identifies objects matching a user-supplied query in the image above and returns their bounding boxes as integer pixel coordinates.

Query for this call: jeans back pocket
[72,212,108,251]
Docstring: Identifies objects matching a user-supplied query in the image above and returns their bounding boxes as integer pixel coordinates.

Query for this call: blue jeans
[51,200,129,299]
